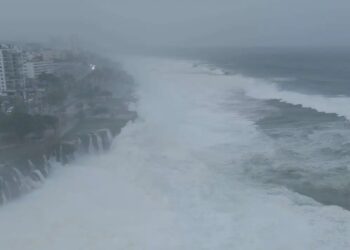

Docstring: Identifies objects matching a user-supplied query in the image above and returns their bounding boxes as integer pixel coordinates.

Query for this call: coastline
[0,56,350,249]
[0,55,136,205]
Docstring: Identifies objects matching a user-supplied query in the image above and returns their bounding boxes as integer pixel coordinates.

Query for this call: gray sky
[1,0,350,50]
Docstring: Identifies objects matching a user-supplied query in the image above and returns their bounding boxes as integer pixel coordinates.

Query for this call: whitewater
[0,58,349,250]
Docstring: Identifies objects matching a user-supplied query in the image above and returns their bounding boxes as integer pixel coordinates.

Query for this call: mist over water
[0,57,349,249]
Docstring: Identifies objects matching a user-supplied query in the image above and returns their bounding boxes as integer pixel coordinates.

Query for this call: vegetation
[0,112,58,141]
[45,87,66,106]
[38,73,70,106]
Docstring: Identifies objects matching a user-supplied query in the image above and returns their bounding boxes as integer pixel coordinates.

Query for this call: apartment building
[24,60,56,79]
[0,44,25,95]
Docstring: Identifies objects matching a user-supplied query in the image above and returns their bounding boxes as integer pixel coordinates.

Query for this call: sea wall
[0,127,117,205]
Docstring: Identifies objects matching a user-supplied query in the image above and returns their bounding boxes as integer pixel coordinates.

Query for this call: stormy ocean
[0,51,349,249]
[194,47,350,209]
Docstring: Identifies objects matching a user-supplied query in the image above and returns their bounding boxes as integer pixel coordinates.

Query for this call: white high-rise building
[0,44,25,95]
[24,60,56,79]
[0,51,5,93]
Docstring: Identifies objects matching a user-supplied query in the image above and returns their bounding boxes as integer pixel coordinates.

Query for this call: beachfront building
[24,60,56,79]
[0,44,26,95]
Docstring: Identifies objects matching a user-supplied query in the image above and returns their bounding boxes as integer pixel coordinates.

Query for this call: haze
[1,0,350,51]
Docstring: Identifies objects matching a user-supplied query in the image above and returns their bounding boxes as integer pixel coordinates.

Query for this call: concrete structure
[0,44,25,95]
[24,49,64,62]
[24,60,56,79]
[41,50,63,61]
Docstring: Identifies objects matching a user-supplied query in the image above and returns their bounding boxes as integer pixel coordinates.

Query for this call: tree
[46,88,66,106]
[0,113,59,141]
[38,73,60,84]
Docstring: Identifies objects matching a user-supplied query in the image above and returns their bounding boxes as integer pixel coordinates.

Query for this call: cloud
[1,0,350,50]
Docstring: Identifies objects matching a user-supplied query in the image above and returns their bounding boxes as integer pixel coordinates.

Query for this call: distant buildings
[0,42,90,114]
[0,43,64,97]
[0,44,25,95]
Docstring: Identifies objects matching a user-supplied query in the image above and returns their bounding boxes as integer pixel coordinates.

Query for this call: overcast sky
[1,0,350,51]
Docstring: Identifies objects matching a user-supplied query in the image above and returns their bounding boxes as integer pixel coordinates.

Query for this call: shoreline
[0,55,136,205]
